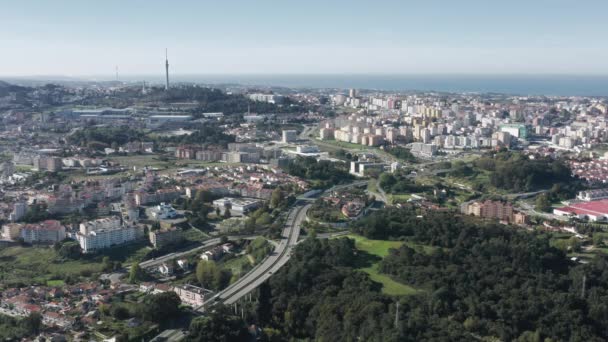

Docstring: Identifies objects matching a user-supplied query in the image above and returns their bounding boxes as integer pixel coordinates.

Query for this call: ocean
[167,74,608,97]
[7,74,608,97]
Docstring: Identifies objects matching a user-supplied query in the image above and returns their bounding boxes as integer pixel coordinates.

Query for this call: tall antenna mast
[165,48,170,90]
[115,65,119,82]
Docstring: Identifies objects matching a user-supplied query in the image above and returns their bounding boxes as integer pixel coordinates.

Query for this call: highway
[150,329,186,342]
[196,202,309,310]
[151,181,365,340]
[192,181,366,312]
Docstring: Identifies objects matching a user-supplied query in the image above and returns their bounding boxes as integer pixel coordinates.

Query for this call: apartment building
[20,220,66,244]
[461,200,515,222]
[149,227,183,249]
[76,217,137,253]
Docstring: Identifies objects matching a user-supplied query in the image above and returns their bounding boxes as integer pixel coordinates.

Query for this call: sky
[1,0,608,77]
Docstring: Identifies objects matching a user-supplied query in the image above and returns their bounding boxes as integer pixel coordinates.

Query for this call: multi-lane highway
[193,181,367,312]
[196,202,309,310]
[151,181,365,340]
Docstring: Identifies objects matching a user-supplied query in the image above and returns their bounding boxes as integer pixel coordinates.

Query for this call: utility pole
[394,301,400,329]
[581,274,587,299]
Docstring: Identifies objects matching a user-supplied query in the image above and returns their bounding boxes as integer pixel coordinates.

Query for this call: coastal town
[1,77,608,340]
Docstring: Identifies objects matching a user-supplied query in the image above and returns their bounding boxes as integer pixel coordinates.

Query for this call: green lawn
[342,234,420,296]
[367,179,378,193]
[183,227,209,243]
[46,279,66,287]
[346,234,402,257]
[361,266,419,296]
[222,255,254,278]
[389,194,412,204]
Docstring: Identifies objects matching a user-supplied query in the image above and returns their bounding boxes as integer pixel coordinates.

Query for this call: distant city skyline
[2,0,608,76]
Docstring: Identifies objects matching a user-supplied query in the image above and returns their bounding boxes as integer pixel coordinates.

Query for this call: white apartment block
[77,217,137,253]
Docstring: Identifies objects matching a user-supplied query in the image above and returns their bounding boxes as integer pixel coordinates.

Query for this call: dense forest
[379,172,428,194]
[0,313,42,340]
[188,208,608,341]
[385,146,417,162]
[67,123,236,150]
[157,124,235,147]
[474,151,575,193]
[72,86,308,114]
[147,87,307,115]
[283,156,353,188]
[67,126,145,149]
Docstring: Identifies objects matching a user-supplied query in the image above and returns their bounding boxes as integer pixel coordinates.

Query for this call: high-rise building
[9,202,27,222]
[76,217,137,253]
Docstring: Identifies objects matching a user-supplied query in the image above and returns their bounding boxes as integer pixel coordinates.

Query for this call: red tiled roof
[556,199,608,217]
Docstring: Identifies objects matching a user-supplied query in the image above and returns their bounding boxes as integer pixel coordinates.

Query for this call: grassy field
[346,234,402,257]
[389,194,412,204]
[0,246,105,287]
[183,227,210,243]
[46,279,66,287]
[222,254,254,278]
[367,179,378,193]
[315,139,398,161]
[343,234,420,296]
[68,171,132,181]
[107,155,173,169]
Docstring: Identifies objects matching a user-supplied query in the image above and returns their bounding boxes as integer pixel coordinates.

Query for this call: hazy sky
[2,0,608,76]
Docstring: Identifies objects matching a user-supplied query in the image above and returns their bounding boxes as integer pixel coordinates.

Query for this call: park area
[342,234,422,296]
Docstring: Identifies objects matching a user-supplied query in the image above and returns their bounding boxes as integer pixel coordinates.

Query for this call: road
[298,124,316,139]
[518,200,568,221]
[137,234,263,270]
[196,203,309,310]
[137,238,222,270]
[152,181,366,340]
[367,179,389,203]
[193,181,366,311]
[150,329,186,342]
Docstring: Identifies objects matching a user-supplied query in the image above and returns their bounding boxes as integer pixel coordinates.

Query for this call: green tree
[102,256,113,272]
[57,241,82,259]
[535,194,552,213]
[196,260,219,289]
[270,188,284,209]
[593,234,605,248]
[187,304,247,342]
[223,208,231,219]
[255,212,273,226]
[139,292,181,323]
[20,312,42,335]
[129,262,147,283]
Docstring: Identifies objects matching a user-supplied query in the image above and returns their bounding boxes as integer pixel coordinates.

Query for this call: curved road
[196,203,309,310]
